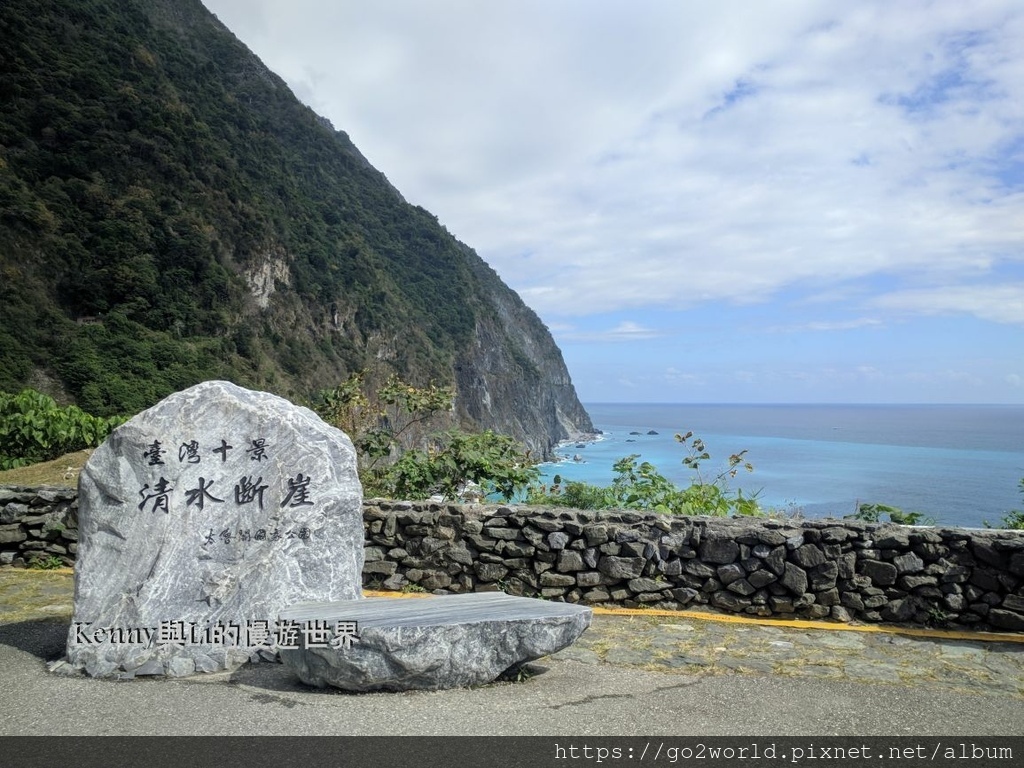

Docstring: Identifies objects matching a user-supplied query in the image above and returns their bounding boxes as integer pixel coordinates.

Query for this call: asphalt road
[1,615,1021,737]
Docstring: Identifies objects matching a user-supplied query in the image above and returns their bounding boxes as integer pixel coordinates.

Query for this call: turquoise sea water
[539,404,1024,529]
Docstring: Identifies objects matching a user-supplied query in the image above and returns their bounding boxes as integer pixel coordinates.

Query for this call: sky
[201,0,1024,404]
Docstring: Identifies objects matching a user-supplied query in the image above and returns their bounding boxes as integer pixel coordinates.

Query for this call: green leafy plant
[527,431,763,517]
[847,502,935,526]
[0,388,124,470]
[926,604,951,627]
[28,554,65,570]
[996,511,1024,530]
[983,479,1024,530]
[378,430,539,502]
[315,374,537,501]
[607,454,684,512]
[315,372,454,470]
[497,664,537,683]
[674,431,761,517]
[530,476,612,510]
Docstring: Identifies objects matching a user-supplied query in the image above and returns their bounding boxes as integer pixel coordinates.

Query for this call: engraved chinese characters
[66,380,364,678]
[134,434,317,544]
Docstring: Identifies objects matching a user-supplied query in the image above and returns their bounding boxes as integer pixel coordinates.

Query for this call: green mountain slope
[0,0,593,456]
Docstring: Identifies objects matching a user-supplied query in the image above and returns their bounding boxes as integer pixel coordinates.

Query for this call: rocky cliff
[0,0,593,455]
[455,248,595,458]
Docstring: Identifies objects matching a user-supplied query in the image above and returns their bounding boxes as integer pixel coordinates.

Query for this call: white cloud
[938,369,986,388]
[768,317,884,333]
[606,321,661,340]
[203,1,1024,320]
[556,320,662,342]
[664,367,704,385]
[856,366,884,380]
[872,283,1024,324]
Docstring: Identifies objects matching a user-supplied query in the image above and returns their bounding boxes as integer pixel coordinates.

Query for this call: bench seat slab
[278,592,593,692]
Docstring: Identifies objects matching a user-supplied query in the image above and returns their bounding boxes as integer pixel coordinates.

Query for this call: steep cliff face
[455,250,594,458]
[0,0,592,455]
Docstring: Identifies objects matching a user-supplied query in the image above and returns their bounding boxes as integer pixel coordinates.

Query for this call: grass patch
[0,450,91,487]
[0,569,74,624]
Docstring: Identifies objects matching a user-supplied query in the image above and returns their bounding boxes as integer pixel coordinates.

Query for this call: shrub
[314,373,537,501]
[984,479,1024,530]
[527,431,763,517]
[314,372,453,470]
[28,554,65,570]
[847,502,935,526]
[373,430,539,502]
[0,388,124,469]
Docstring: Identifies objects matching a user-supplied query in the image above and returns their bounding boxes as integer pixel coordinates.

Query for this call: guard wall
[3,487,1023,632]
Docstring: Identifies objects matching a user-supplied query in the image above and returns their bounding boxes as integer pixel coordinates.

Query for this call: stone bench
[277,592,593,691]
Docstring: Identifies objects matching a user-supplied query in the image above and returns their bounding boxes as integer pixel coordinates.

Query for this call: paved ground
[562,609,1024,699]
[1,569,1022,736]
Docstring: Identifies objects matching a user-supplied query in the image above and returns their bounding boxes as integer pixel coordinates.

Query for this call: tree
[314,373,536,500]
[384,430,539,502]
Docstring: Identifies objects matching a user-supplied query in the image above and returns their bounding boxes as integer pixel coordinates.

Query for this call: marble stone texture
[66,380,363,678]
[278,592,593,691]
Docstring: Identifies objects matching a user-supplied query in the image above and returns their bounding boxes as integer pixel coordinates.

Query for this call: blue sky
[203,1,1024,403]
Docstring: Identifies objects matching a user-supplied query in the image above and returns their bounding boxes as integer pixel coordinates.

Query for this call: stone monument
[65,380,364,678]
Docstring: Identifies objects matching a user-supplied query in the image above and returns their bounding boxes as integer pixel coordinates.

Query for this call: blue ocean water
[540,404,1024,529]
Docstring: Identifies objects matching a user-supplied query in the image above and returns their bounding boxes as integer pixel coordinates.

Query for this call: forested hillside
[0,0,593,455]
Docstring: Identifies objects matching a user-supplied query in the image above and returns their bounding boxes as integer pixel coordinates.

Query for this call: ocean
[539,404,1024,529]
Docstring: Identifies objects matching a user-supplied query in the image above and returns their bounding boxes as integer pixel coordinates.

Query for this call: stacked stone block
[4,488,1023,632]
[0,486,77,568]
[362,500,1024,632]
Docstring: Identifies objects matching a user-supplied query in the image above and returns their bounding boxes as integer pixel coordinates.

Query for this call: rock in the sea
[278,592,593,691]
[66,380,363,678]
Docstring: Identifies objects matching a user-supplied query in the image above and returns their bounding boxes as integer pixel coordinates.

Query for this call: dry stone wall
[0,486,77,568]
[364,501,1024,632]
[4,489,1024,632]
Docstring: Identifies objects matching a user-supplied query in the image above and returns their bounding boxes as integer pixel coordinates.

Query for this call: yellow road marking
[363,590,1024,644]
